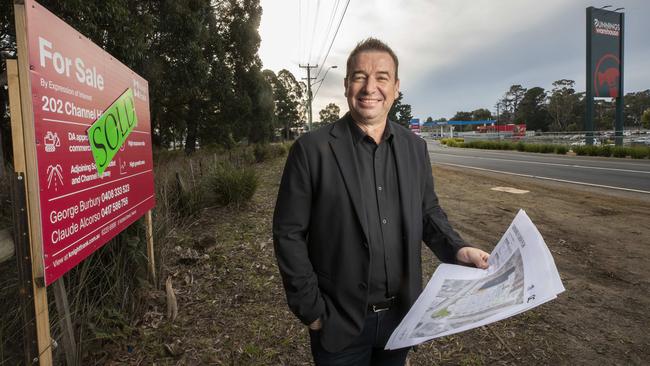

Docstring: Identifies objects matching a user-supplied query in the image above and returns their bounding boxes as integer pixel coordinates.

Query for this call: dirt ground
[98,155,650,365]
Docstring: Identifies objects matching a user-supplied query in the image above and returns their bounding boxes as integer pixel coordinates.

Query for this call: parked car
[631,137,650,146]
[570,139,601,147]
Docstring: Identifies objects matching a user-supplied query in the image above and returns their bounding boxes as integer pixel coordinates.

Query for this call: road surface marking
[432,152,650,174]
[491,187,530,194]
[437,162,650,195]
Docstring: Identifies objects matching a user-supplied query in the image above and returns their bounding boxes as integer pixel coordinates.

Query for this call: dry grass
[0,144,277,364]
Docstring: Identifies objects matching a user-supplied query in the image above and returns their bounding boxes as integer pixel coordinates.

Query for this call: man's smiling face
[344,51,400,126]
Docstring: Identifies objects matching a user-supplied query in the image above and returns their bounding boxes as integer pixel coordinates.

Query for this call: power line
[298,0,302,65]
[312,66,336,99]
[313,0,341,69]
[307,0,322,63]
[302,0,310,62]
[314,0,350,80]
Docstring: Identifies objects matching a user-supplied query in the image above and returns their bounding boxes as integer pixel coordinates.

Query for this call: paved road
[426,140,650,194]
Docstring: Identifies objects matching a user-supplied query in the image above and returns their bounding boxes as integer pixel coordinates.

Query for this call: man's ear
[344,77,348,97]
[394,79,400,98]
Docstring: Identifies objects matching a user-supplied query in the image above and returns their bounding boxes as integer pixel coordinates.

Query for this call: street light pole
[495,102,500,139]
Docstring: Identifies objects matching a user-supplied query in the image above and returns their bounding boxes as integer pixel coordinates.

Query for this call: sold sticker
[87,88,137,176]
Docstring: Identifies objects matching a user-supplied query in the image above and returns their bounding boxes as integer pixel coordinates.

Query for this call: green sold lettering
[87,88,138,176]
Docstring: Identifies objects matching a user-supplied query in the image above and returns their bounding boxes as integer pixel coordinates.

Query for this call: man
[273,38,489,365]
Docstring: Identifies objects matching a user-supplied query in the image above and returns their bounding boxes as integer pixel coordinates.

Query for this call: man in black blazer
[273,38,489,365]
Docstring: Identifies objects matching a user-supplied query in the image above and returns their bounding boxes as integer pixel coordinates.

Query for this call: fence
[420,126,650,147]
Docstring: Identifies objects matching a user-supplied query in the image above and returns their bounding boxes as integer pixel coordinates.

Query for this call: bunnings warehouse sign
[588,7,623,98]
[22,0,155,285]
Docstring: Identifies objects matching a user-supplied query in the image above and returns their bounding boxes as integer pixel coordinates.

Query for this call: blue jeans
[309,309,410,366]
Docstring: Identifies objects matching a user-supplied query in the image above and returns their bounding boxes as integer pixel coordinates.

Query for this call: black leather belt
[368,297,395,313]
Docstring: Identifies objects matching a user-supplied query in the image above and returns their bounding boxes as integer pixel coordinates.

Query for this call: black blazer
[273,114,468,352]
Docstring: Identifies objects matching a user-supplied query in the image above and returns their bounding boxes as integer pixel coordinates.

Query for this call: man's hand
[456,247,490,269]
[309,318,322,331]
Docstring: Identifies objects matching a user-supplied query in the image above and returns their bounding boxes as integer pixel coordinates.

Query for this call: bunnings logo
[593,18,620,37]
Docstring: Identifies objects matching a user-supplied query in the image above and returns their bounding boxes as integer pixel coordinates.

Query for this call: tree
[548,79,580,131]
[276,69,304,138]
[624,90,650,128]
[495,100,509,125]
[0,0,15,165]
[216,0,273,144]
[450,111,473,132]
[516,87,550,131]
[247,71,276,143]
[569,92,586,131]
[450,111,473,121]
[319,103,340,125]
[425,116,433,123]
[471,108,492,121]
[388,92,412,127]
[594,99,615,131]
[497,85,527,124]
[642,109,650,129]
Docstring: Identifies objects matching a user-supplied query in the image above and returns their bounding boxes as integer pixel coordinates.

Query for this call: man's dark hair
[346,38,399,80]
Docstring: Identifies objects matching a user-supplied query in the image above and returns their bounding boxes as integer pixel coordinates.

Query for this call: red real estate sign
[22,0,155,285]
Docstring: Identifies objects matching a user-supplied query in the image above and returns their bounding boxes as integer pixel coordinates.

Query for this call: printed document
[386,210,564,350]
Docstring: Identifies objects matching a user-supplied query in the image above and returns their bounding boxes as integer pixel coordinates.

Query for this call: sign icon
[44,131,61,152]
[46,164,64,191]
[119,158,127,175]
[594,53,620,97]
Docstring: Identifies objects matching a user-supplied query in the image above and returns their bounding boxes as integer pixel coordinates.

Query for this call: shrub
[573,146,588,156]
[172,172,207,215]
[208,163,259,206]
[524,144,541,153]
[253,144,272,162]
[630,146,649,159]
[586,146,601,156]
[598,145,612,157]
[555,145,568,155]
[612,146,629,158]
[253,143,287,163]
[538,144,556,153]
[516,141,525,152]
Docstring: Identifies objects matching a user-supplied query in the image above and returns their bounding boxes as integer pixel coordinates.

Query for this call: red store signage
[22,0,155,285]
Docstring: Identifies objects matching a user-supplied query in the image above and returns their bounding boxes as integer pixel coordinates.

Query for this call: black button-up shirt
[348,120,404,305]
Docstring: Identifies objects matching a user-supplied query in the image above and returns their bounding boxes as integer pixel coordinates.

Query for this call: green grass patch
[598,145,612,157]
[253,143,288,163]
[440,138,464,145]
[630,146,650,159]
[208,163,259,207]
[449,139,648,159]
[612,146,629,158]
[555,145,568,154]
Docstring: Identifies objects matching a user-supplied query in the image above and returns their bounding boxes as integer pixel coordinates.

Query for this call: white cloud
[259,0,650,120]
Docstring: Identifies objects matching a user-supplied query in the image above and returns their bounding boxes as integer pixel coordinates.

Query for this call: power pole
[300,63,318,131]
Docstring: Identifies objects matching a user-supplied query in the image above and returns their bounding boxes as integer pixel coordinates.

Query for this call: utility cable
[314,0,350,80]
[308,0,322,64]
[298,0,302,64]
[313,0,341,70]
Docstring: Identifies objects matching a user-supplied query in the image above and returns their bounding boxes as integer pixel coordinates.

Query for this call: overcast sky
[258,0,650,121]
